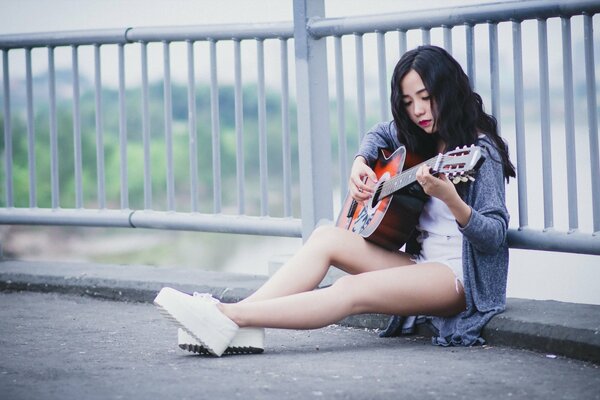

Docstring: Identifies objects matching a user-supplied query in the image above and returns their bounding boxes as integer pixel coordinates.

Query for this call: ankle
[218,303,244,327]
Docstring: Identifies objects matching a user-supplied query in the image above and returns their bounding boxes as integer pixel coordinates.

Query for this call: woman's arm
[458,152,509,254]
[416,143,509,254]
[356,121,400,165]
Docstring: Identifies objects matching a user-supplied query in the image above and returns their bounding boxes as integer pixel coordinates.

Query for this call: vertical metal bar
[583,13,600,232]
[398,30,407,57]
[293,0,332,238]
[512,21,528,228]
[140,42,152,210]
[443,25,453,54]
[561,17,578,232]
[421,28,431,45]
[94,44,105,209]
[233,39,245,215]
[334,36,348,202]
[354,34,366,142]
[187,40,199,213]
[537,19,554,229]
[280,38,292,217]
[72,45,83,208]
[2,50,13,207]
[0,52,8,205]
[376,31,388,121]
[48,46,59,209]
[118,43,128,210]
[465,23,475,89]
[25,48,36,207]
[163,41,175,211]
[489,23,501,130]
[209,39,222,214]
[257,39,269,216]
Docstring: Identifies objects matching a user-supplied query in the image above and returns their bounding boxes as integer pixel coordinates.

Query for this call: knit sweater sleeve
[356,121,401,165]
[458,139,509,254]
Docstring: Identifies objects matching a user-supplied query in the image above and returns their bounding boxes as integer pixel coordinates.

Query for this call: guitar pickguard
[351,171,391,235]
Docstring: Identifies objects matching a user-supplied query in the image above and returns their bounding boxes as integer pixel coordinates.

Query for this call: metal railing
[0,22,299,237]
[0,0,599,255]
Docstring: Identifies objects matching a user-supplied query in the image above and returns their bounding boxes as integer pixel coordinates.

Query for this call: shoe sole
[178,328,265,355]
[154,287,238,357]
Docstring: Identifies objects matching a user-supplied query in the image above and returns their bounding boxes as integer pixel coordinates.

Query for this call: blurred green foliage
[0,75,303,217]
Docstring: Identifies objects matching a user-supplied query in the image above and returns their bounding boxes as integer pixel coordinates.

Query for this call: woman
[155,45,516,356]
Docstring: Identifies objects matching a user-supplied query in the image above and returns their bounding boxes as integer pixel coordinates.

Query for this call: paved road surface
[0,291,598,400]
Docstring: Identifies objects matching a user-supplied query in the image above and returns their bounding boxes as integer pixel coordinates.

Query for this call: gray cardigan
[356,121,510,346]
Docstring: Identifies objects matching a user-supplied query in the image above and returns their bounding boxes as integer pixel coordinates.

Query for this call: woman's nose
[413,101,425,116]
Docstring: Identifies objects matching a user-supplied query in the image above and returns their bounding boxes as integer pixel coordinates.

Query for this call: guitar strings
[380,154,466,197]
[380,156,437,196]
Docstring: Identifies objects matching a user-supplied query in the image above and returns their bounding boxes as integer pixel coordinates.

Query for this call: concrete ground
[1,291,599,400]
[1,260,599,363]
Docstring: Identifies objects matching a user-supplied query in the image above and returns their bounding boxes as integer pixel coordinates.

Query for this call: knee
[308,224,338,242]
[331,275,372,315]
[331,274,355,291]
[306,225,339,250]
[331,274,359,303]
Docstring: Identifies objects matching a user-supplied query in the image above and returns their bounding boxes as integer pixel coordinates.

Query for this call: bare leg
[243,225,414,303]
[221,262,466,329]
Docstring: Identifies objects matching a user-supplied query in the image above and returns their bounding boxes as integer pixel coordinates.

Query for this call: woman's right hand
[349,156,378,202]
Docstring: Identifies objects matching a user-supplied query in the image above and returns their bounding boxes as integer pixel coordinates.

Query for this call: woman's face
[400,69,435,134]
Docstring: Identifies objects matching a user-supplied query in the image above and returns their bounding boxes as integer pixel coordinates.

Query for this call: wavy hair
[390,45,515,182]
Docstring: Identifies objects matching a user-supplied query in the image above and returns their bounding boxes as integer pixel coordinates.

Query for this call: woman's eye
[403,101,411,107]
[422,96,431,101]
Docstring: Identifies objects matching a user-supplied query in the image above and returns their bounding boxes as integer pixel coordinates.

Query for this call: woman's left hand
[416,163,473,227]
[416,164,458,203]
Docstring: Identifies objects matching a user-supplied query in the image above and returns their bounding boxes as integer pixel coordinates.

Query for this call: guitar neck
[379,156,438,198]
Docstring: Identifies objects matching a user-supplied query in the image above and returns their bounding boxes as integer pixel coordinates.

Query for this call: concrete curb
[1,260,598,364]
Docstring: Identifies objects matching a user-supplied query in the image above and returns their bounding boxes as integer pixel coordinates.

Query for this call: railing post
[293,0,333,240]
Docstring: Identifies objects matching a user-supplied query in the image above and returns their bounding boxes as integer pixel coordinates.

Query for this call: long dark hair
[390,45,516,182]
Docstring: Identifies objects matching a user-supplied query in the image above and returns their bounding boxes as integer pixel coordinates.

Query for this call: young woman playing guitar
[155,45,516,356]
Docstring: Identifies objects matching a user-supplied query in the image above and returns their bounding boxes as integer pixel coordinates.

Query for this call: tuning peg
[453,176,462,184]
[467,175,475,181]
[461,176,468,182]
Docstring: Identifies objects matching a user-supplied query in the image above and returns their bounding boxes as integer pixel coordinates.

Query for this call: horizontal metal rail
[307,0,600,37]
[0,22,294,49]
[0,208,301,237]
[507,229,599,256]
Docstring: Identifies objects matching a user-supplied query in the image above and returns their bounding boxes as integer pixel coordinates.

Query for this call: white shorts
[411,231,464,288]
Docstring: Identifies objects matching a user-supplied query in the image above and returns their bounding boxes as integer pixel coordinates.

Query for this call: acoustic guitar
[336,145,483,251]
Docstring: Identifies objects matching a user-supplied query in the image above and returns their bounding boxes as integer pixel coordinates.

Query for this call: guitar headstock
[434,145,483,184]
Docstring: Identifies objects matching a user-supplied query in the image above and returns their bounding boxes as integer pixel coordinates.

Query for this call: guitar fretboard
[378,156,438,199]
[373,146,480,201]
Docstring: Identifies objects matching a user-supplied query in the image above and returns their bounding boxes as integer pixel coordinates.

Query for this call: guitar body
[336,147,428,251]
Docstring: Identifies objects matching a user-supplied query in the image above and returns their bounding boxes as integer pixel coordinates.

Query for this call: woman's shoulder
[474,135,505,181]
[365,121,402,147]
[368,120,396,136]
[476,134,502,159]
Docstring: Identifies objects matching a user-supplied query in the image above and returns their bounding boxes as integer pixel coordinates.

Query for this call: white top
[417,196,461,237]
